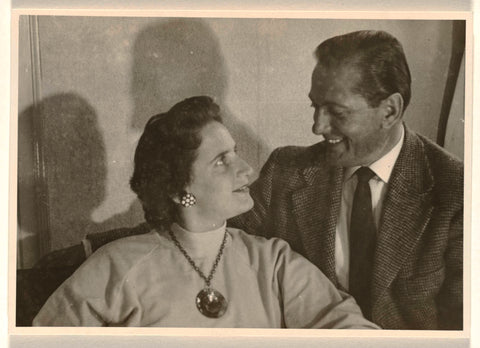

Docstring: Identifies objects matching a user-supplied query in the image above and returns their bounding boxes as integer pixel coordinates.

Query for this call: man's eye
[329,107,345,117]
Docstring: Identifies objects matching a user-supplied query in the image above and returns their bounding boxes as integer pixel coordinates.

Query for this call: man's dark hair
[315,30,411,110]
[130,96,222,231]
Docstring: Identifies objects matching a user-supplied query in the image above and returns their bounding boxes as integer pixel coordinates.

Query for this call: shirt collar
[169,222,227,253]
[344,126,405,183]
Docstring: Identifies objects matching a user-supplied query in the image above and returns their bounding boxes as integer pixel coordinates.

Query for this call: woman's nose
[312,107,331,135]
[237,156,254,178]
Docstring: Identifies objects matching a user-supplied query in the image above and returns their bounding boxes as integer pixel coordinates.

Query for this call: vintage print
[13,15,466,333]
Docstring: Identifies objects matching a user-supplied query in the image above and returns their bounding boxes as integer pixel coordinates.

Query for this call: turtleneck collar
[169,222,227,258]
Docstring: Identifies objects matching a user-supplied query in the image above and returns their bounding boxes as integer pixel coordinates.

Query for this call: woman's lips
[233,185,250,193]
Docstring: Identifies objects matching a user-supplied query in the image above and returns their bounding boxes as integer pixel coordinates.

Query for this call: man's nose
[312,107,331,135]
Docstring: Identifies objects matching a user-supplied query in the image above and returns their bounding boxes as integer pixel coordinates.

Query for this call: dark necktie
[349,166,376,319]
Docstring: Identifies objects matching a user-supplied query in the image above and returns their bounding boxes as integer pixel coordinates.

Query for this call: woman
[33,96,378,328]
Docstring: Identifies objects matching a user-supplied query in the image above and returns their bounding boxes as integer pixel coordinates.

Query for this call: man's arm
[437,209,463,330]
[270,237,379,329]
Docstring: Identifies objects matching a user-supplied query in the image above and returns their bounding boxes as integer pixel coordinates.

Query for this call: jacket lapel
[292,163,343,284]
[371,126,434,311]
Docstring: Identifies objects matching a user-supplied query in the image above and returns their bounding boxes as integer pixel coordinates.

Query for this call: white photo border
[4,4,476,348]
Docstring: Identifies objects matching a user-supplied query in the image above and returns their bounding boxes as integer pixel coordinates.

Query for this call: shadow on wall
[17,93,144,255]
[18,18,270,257]
[103,18,271,238]
[130,18,269,175]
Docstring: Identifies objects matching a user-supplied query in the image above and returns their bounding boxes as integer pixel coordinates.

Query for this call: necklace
[168,228,228,318]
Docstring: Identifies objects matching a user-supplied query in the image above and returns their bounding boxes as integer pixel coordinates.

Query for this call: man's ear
[381,92,404,129]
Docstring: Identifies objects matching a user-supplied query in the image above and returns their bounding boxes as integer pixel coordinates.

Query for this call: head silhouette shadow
[130,18,270,176]
[86,18,270,242]
[16,92,142,256]
[18,19,272,262]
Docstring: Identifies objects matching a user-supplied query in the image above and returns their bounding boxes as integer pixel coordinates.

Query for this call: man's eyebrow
[308,95,346,109]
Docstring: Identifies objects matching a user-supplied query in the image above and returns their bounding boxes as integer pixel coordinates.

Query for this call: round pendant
[196,288,228,318]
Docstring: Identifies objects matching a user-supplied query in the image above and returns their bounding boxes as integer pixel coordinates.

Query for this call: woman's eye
[214,151,236,167]
[215,155,229,166]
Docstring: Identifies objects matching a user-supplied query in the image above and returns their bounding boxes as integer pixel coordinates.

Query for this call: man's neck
[364,122,404,167]
[386,123,404,153]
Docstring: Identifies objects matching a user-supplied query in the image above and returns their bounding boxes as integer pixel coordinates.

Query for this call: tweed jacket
[230,125,463,330]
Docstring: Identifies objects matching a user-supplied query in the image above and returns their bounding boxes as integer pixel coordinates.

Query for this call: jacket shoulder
[418,134,463,178]
[414,133,463,207]
[268,142,325,169]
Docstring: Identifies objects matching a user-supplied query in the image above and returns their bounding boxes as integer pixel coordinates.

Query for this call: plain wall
[16,17,464,266]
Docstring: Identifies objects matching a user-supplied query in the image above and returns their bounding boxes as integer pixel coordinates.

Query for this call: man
[230,30,463,330]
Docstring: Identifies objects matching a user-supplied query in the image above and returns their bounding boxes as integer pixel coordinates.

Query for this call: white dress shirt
[335,127,405,290]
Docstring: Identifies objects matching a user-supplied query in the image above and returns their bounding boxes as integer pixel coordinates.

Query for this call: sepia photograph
[7,8,472,348]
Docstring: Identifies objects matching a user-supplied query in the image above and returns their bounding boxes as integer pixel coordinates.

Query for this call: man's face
[309,63,390,167]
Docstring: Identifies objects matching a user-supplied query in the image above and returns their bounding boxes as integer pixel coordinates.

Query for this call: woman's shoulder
[226,227,296,264]
[228,227,290,246]
[85,230,166,274]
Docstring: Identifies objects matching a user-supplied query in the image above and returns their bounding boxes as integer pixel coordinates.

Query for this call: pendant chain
[168,229,228,287]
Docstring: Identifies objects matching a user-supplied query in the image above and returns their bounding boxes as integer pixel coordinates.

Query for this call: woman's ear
[170,189,186,205]
[170,193,182,205]
[381,92,404,129]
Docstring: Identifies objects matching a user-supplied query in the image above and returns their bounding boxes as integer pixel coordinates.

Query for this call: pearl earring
[180,193,196,207]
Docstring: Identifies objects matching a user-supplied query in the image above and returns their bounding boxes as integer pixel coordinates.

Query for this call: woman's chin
[224,197,253,221]
[237,196,255,216]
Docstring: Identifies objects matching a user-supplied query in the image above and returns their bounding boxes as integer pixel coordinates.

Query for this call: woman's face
[183,121,254,230]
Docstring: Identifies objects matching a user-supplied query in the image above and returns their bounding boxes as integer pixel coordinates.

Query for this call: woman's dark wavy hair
[130,96,222,231]
[315,30,412,111]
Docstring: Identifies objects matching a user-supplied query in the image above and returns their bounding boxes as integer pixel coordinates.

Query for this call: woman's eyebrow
[210,149,230,164]
[210,144,236,164]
